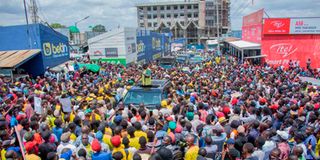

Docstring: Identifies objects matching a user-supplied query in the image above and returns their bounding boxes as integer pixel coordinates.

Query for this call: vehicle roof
[130,79,170,90]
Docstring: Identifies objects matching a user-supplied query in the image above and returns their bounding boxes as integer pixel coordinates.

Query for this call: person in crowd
[0,54,319,160]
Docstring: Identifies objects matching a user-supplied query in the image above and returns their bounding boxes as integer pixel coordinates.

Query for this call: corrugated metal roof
[0,49,40,68]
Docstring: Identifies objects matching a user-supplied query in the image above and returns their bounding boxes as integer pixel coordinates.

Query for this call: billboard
[263,18,290,34]
[262,34,320,68]
[90,48,118,57]
[290,18,320,34]
[242,9,264,43]
[243,9,264,27]
[136,31,167,63]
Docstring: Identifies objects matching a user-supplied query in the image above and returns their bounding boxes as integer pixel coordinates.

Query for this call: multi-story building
[136,0,230,44]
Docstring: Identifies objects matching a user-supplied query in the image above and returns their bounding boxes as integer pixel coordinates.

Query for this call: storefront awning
[244,54,267,59]
[0,49,40,69]
[229,40,261,50]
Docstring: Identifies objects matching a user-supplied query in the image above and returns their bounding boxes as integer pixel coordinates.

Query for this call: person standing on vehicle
[307,58,311,70]
[142,64,151,86]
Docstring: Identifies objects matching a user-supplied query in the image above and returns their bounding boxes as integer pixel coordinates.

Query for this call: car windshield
[123,91,161,105]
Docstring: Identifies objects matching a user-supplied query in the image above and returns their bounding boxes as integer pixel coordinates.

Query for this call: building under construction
[136,0,231,44]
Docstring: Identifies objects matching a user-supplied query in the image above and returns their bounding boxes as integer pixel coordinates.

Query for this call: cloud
[0,0,319,32]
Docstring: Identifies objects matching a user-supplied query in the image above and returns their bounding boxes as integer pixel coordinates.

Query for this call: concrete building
[136,0,230,44]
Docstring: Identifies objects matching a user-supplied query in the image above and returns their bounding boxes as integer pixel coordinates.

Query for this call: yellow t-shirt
[134,130,147,141]
[90,113,101,121]
[129,137,140,149]
[316,139,320,156]
[85,144,92,157]
[70,133,77,142]
[103,134,112,149]
[112,146,128,160]
[1,149,6,160]
[26,154,41,160]
[185,146,200,160]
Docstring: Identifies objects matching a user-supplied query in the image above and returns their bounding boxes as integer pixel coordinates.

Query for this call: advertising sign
[92,48,105,57]
[93,57,127,66]
[153,53,161,59]
[242,25,262,43]
[152,37,161,50]
[263,18,290,34]
[137,40,146,58]
[242,9,264,43]
[105,48,118,57]
[43,42,69,58]
[290,18,320,34]
[262,35,320,68]
[243,9,264,27]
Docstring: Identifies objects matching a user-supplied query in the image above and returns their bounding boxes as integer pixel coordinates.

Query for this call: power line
[231,0,248,16]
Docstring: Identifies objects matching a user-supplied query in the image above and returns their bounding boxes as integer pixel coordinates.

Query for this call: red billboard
[263,18,290,34]
[262,34,320,68]
[242,9,264,43]
[243,9,264,27]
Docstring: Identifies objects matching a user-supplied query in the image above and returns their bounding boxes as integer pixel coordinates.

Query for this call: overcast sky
[0,0,319,31]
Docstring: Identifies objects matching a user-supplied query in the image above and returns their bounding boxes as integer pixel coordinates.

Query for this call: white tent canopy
[229,40,261,50]
[207,40,218,45]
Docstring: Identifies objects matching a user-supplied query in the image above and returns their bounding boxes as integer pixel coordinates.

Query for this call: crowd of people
[0,54,319,160]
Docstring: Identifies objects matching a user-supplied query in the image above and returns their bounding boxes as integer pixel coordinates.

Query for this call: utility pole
[216,0,220,54]
[23,0,32,49]
[29,0,38,24]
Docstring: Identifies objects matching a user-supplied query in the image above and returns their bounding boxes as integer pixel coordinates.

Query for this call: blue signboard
[40,24,70,68]
[137,30,170,63]
[0,24,69,76]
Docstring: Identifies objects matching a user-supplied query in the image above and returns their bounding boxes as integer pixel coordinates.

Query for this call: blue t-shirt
[52,127,63,142]
[92,152,112,160]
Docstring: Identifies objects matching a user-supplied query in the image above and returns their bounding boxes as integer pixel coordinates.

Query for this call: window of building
[174,14,178,18]
[160,6,164,10]
[187,5,192,9]
[167,14,171,18]
[147,7,151,11]
[166,6,171,10]
[139,15,144,20]
[173,5,178,10]
[154,22,158,27]
[148,23,152,27]
[140,23,144,27]
[180,5,184,9]
[153,14,157,19]
[180,13,184,17]
[188,13,192,18]
[167,22,171,26]
[194,13,198,18]
[194,5,198,9]
[147,14,152,19]
[153,6,157,11]
[161,14,165,18]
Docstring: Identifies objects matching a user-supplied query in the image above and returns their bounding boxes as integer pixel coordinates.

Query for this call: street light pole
[75,16,90,27]
[73,16,90,45]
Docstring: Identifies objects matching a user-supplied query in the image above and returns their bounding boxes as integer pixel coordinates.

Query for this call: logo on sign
[43,42,68,56]
[94,50,102,55]
[137,41,145,53]
[270,43,298,58]
[271,21,285,29]
[128,45,131,53]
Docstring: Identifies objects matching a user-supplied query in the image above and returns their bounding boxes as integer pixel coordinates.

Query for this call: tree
[50,23,66,29]
[92,24,106,32]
